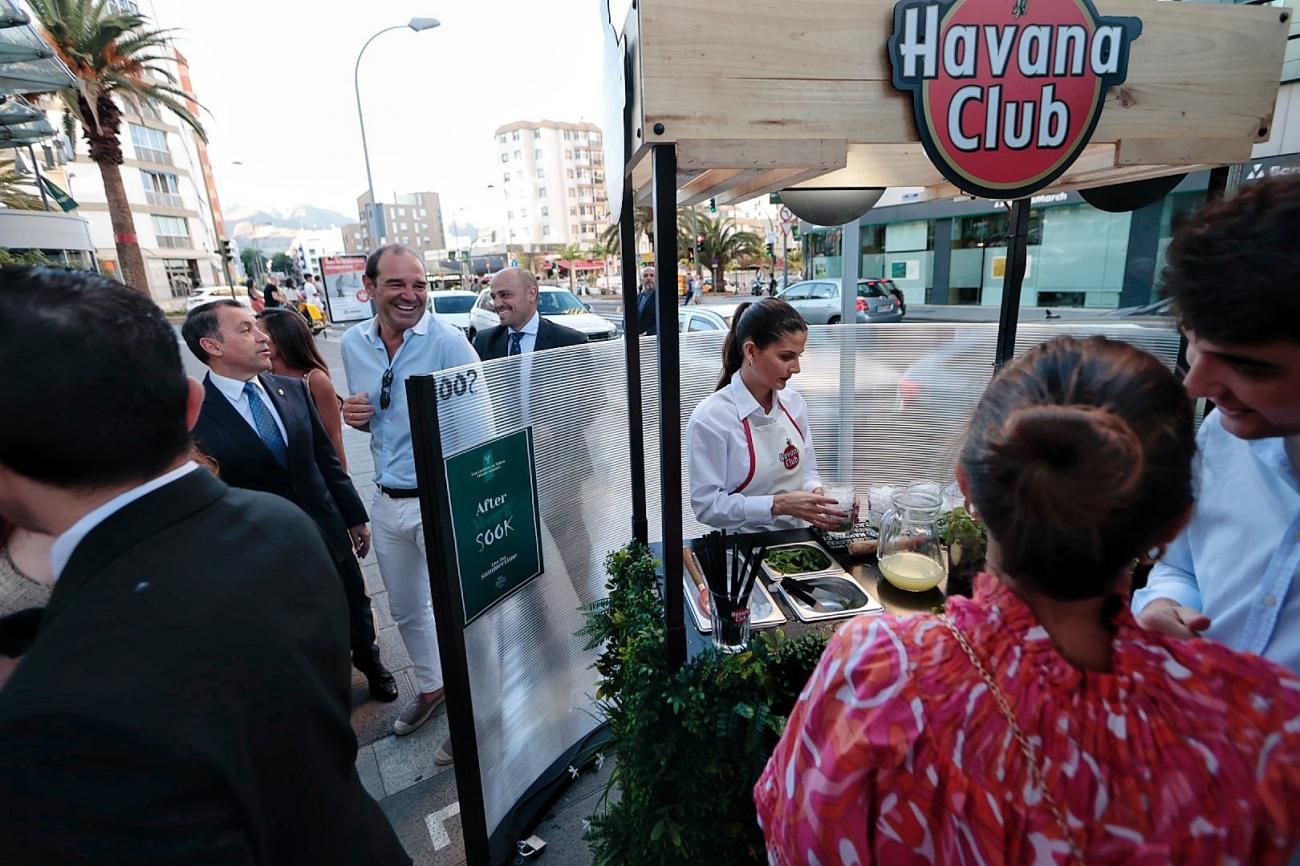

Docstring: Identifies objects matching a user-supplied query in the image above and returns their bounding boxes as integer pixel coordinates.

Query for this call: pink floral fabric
[756,574,1300,865]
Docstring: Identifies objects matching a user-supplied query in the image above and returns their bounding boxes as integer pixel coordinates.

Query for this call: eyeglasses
[380,368,394,409]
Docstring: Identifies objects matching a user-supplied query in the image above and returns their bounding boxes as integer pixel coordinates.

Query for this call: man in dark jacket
[636,265,658,336]
[472,267,588,361]
[0,267,409,866]
[183,300,397,702]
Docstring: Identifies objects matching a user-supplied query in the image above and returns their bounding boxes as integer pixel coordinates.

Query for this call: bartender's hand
[1136,598,1211,639]
[773,490,847,530]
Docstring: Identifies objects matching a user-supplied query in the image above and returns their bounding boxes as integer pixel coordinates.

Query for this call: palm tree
[598,205,655,253]
[677,212,763,294]
[31,0,206,294]
[0,170,42,210]
[558,242,585,292]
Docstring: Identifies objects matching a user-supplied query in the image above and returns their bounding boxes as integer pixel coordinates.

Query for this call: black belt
[380,486,421,499]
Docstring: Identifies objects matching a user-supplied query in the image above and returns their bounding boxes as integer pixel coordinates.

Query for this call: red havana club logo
[780,439,800,471]
[889,0,1142,199]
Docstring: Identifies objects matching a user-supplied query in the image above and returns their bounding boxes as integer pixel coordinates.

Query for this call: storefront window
[164,258,199,297]
[1153,191,1208,278]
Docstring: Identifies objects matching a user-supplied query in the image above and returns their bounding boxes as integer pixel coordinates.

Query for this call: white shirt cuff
[746,495,775,526]
[1132,577,1202,616]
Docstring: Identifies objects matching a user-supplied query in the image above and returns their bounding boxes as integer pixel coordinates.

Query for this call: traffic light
[696,232,706,247]
[708,198,716,214]
[791,225,801,241]
[219,239,234,262]
[766,242,775,258]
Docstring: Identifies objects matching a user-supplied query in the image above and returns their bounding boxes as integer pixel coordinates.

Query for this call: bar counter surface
[654,527,950,658]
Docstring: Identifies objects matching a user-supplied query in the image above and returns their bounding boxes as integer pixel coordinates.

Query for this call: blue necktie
[244,382,289,468]
[509,331,524,356]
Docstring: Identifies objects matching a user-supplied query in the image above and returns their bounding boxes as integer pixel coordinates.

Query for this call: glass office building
[802,174,1218,311]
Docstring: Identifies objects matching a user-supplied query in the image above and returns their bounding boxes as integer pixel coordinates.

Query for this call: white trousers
[370,492,444,694]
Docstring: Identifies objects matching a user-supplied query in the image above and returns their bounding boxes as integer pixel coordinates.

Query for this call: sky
[145,0,630,227]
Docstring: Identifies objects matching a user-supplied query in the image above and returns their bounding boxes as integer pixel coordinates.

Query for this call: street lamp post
[486,183,514,268]
[354,17,440,248]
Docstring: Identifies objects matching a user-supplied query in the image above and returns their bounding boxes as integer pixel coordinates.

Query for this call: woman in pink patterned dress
[757,336,1300,865]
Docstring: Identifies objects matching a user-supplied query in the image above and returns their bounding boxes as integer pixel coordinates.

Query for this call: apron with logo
[732,402,809,530]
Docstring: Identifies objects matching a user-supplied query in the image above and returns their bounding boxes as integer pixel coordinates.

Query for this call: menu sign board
[889,0,1142,199]
[444,429,543,625]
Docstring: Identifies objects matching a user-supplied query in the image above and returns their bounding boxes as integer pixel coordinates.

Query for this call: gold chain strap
[938,613,1082,861]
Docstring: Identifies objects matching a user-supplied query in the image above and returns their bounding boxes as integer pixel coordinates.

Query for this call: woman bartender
[687,298,845,532]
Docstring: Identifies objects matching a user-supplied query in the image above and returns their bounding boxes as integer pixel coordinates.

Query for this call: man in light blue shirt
[341,244,487,745]
[1134,176,1300,676]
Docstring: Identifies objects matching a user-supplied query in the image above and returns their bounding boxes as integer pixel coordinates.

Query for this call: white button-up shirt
[341,310,488,489]
[686,375,823,531]
[207,371,287,442]
[1133,410,1300,673]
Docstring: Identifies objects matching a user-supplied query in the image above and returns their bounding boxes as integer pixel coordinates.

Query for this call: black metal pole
[620,177,649,546]
[27,145,51,211]
[993,198,1031,369]
[407,375,491,866]
[651,143,686,672]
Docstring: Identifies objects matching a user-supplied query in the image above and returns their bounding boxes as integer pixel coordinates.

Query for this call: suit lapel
[534,319,554,353]
[48,469,228,615]
[201,374,285,471]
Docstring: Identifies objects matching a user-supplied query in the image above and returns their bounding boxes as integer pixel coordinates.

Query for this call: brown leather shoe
[393,689,445,736]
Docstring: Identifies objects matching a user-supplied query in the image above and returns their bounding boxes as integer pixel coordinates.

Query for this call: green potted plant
[580,544,830,865]
[942,507,987,598]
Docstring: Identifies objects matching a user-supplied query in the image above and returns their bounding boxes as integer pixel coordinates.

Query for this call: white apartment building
[493,120,609,249]
[344,190,447,258]
[289,228,345,281]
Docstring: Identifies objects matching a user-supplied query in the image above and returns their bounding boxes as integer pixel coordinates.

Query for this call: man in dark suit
[0,267,408,865]
[182,299,397,702]
[636,265,658,336]
[472,267,588,361]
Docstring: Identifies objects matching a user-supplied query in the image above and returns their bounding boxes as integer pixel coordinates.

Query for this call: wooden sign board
[616,0,1290,202]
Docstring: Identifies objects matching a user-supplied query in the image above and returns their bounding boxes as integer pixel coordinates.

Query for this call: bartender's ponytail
[716,298,807,390]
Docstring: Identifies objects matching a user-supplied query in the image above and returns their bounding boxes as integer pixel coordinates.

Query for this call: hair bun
[993,404,1145,529]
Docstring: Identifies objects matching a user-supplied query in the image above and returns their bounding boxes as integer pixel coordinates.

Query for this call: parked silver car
[679,307,729,333]
[777,279,903,324]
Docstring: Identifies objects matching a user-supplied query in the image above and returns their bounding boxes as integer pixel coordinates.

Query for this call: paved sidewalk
[342,410,609,866]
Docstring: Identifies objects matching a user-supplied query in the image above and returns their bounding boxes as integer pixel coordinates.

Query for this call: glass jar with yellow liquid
[877,485,946,592]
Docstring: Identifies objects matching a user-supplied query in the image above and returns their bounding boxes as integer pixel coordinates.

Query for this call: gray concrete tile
[351,667,413,747]
[376,770,463,866]
[370,590,395,629]
[355,743,386,801]
[376,623,414,672]
[372,710,453,796]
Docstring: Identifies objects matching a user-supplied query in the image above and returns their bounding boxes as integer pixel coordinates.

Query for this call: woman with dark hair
[757,336,1300,864]
[686,298,844,531]
[257,308,349,471]
[246,277,264,313]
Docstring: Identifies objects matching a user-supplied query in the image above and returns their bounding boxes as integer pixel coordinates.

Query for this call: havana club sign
[889,0,1142,199]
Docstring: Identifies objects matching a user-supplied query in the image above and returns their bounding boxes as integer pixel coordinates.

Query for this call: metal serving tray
[773,571,884,623]
[758,540,846,584]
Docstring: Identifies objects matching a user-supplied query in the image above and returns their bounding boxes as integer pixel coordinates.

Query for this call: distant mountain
[227,204,356,239]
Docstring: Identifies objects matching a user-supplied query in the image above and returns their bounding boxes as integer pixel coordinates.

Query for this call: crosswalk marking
[425,801,461,850]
